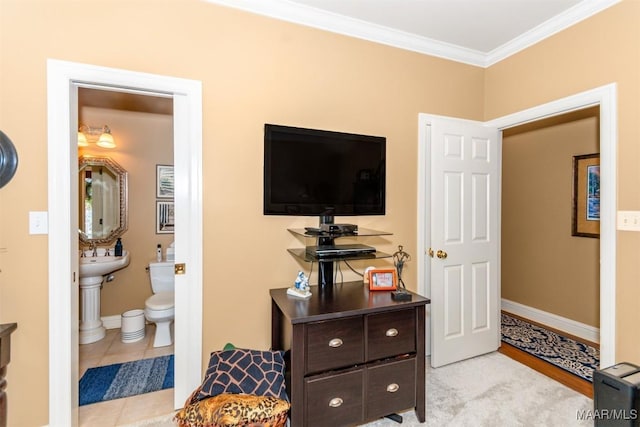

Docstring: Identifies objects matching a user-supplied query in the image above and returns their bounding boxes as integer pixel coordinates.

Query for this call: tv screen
[264,124,386,218]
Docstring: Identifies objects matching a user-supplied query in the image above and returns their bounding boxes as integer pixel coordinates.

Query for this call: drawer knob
[386,383,400,393]
[328,338,343,348]
[329,397,343,408]
[385,328,399,337]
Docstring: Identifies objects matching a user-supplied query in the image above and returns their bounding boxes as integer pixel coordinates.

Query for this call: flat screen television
[264,124,386,223]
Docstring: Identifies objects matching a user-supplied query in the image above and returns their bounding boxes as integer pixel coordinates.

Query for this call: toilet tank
[148,261,175,293]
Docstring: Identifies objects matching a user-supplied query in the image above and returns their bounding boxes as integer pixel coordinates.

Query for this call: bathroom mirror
[78,156,128,245]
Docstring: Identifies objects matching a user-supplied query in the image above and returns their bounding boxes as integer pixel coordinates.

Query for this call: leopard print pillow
[174,393,290,427]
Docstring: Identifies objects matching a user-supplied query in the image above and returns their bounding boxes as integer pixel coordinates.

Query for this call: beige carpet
[123,351,593,427]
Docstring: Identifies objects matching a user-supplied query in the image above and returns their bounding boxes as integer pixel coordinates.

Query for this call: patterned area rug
[501,312,599,382]
[123,352,594,427]
[79,355,174,406]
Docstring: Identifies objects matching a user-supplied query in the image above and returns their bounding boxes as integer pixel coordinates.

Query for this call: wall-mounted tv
[263,124,386,222]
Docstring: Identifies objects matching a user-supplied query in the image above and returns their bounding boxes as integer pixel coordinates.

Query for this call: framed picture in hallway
[156,201,174,234]
[572,153,599,238]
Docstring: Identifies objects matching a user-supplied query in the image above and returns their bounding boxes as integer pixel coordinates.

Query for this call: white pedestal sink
[79,250,130,344]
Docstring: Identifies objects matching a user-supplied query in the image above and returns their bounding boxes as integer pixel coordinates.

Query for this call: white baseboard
[102,314,122,330]
[501,298,599,344]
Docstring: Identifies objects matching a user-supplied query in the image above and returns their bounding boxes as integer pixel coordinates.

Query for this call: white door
[429,116,500,368]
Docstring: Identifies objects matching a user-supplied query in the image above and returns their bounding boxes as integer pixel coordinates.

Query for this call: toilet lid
[147,292,174,310]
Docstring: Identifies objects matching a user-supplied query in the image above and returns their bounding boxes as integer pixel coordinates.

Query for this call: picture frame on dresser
[368,268,397,291]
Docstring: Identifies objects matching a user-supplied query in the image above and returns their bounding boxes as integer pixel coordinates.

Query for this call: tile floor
[79,324,175,427]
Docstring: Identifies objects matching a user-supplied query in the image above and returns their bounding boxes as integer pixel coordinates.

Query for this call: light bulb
[97,132,116,149]
[77,131,89,147]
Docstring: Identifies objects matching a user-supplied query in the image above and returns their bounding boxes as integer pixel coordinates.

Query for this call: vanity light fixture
[77,125,116,149]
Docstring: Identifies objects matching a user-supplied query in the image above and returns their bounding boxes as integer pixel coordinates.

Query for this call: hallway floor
[79,325,175,426]
[499,311,597,398]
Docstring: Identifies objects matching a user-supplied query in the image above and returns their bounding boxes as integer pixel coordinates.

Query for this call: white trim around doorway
[417,83,617,368]
[47,59,203,426]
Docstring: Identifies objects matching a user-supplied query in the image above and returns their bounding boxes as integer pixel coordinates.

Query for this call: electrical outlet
[617,210,640,231]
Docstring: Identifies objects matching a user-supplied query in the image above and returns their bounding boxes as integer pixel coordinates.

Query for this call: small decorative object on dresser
[391,245,412,301]
[368,268,397,291]
[363,266,376,284]
[286,271,311,299]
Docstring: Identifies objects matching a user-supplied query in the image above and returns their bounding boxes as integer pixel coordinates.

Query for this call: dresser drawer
[305,368,364,427]
[306,316,364,374]
[366,357,416,421]
[367,308,415,361]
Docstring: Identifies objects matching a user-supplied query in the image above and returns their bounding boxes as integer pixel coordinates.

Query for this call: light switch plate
[617,210,640,231]
[29,211,48,235]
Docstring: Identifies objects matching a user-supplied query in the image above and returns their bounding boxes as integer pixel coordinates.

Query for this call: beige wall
[0,1,484,424]
[502,109,600,327]
[485,0,640,360]
[79,105,174,317]
[1,0,639,424]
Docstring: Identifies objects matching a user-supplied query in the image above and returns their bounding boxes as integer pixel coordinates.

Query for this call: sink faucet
[91,243,98,257]
[104,247,111,256]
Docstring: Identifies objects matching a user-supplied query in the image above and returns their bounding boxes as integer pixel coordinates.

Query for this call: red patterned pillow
[196,349,288,402]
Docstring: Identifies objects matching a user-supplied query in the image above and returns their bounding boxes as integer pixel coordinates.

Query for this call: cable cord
[334,261,343,285]
[308,262,314,285]
[343,260,364,277]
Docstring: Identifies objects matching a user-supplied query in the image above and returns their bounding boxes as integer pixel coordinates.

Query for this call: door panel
[444,172,463,243]
[471,262,489,331]
[430,117,500,367]
[444,265,463,338]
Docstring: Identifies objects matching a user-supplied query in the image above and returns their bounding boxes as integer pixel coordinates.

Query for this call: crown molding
[204,0,621,68]
[484,0,622,67]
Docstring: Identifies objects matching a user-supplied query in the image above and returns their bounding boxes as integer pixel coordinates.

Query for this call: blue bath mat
[79,355,174,405]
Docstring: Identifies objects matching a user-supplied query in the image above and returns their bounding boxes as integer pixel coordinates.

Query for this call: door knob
[428,248,434,258]
[436,250,448,259]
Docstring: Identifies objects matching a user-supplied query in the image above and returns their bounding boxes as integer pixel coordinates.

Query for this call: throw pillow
[174,393,290,427]
[197,349,288,402]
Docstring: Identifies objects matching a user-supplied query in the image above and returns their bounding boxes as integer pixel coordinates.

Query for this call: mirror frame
[78,155,128,245]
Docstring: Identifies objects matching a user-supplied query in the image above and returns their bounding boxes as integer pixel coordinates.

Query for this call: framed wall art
[156,164,174,199]
[156,201,175,234]
[368,268,397,291]
[572,153,600,238]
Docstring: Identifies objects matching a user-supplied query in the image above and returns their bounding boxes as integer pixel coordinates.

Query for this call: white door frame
[418,83,617,368]
[47,59,203,426]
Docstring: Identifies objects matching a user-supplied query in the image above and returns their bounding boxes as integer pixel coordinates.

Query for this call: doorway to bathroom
[47,59,203,426]
[77,87,176,415]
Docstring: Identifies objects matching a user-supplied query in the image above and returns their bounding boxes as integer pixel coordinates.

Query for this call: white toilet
[145,261,175,347]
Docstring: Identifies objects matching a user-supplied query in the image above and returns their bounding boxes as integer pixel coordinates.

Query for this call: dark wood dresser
[270,282,429,426]
[0,323,17,427]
